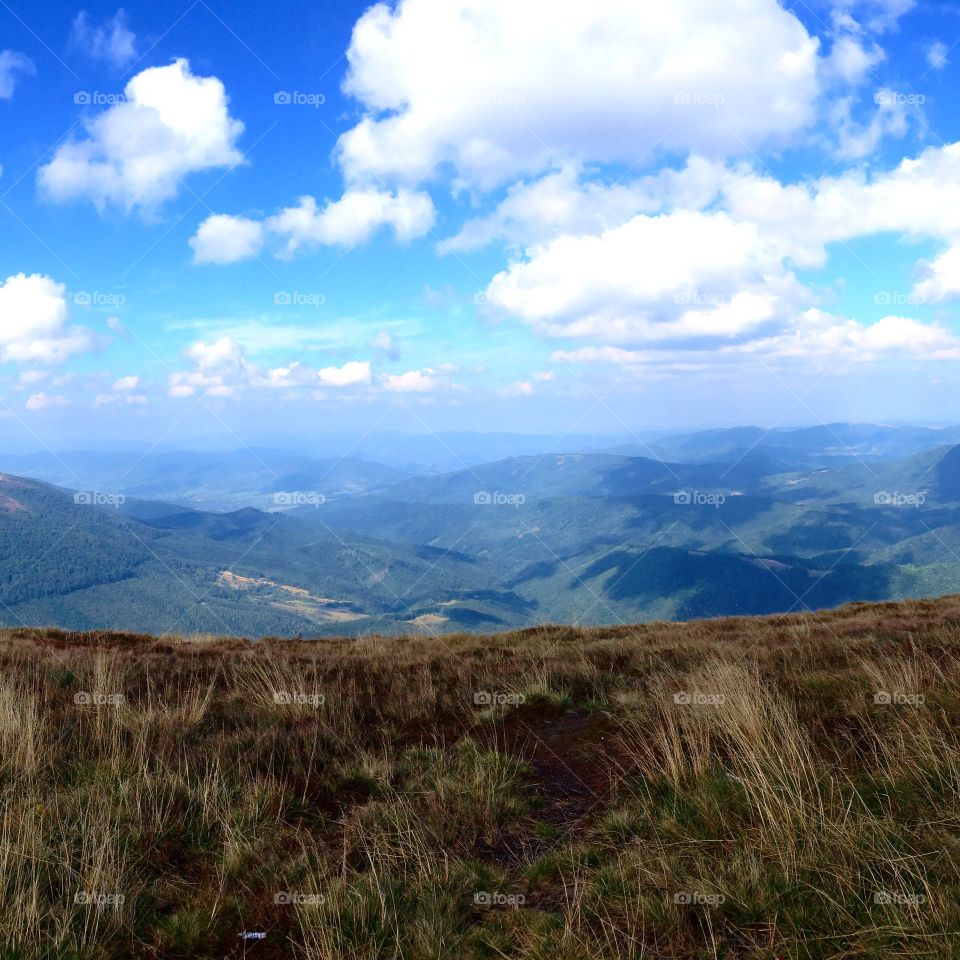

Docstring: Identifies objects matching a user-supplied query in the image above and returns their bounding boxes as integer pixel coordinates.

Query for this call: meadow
[2,597,960,957]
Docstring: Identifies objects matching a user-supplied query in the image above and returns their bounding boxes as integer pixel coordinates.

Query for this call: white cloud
[823,36,885,85]
[266,189,435,255]
[0,50,34,99]
[39,59,244,213]
[317,360,372,387]
[190,214,264,264]
[484,210,792,342]
[194,188,435,262]
[69,10,137,69]
[471,136,960,370]
[112,375,140,391]
[371,330,400,360]
[25,393,67,411]
[914,245,960,303]
[0,273,98,364]
[169,338,377,396]
[336,0,821,190]
[381,368,450,392]
[926,41,949,71]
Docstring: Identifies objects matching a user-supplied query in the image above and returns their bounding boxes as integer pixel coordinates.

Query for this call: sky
[1,0,960,449]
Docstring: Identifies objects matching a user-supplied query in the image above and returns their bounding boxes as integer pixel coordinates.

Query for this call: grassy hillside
[3,598,960,957]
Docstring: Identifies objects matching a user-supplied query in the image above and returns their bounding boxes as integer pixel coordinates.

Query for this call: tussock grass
[1,598,960,956]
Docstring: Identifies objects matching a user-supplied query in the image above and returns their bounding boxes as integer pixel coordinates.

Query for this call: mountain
[5,430,960,635]
[0,450,409,512]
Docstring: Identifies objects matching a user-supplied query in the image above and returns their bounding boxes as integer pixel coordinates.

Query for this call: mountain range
[1,422,958,635]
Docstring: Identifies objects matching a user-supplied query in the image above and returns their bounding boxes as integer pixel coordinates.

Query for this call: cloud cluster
[0,50,34,100]
[167,337,445,398]
[69,10,138,69]
[0,274,98,365]
[39,59,244,213]
[189,189,435,263]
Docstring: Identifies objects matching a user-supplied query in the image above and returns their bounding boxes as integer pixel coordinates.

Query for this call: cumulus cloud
[318,360,372,387]
[371,330,400,360]
[190,214,264,264]
[0,51,34,99]
[381,368,451,392]
[267,189,435,254]
[926,41,949,71]
[169,338,377,397]
[472,136,960,371]
[39,59,244,213]
[0,274,98,364]
[336,0,821,190]
[484,210,793,342]
[192,189,435,262]
[69,10,138,68]
[914,246,960,303]
[25,393,68,411]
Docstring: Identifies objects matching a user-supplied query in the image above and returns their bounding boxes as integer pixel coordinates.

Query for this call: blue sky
[1,0,960,448]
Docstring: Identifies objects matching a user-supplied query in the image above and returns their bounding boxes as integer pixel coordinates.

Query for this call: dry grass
[1,598,960,957]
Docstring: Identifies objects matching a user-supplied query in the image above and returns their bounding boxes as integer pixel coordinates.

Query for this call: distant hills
[1,423,959,635]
